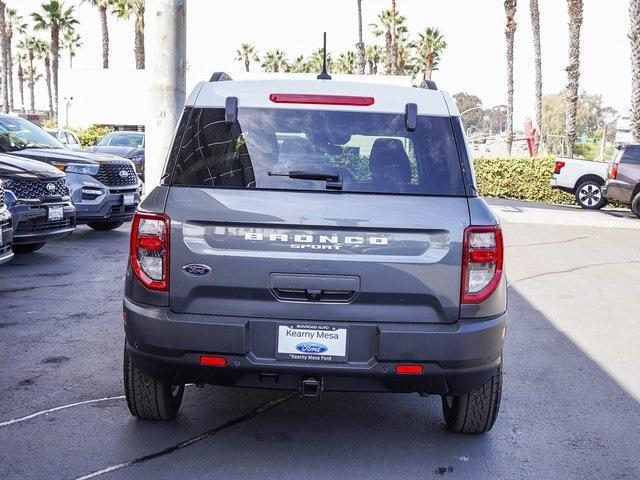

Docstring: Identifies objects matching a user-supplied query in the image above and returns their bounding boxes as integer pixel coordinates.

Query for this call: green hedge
[70,125,113,148]
[473,156,575,205]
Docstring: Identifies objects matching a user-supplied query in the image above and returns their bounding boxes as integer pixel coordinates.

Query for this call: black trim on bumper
[124,298,507,395]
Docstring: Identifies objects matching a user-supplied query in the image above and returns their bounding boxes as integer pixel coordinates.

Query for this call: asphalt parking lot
[1,199,639,480]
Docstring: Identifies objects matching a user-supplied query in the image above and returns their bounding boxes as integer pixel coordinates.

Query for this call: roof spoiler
[210,72,233,82]
[419,80,438,91]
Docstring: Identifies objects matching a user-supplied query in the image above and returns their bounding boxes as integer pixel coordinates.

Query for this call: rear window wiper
[268,170,343,190]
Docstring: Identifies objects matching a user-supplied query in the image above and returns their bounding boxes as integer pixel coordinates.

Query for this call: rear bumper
[603,180,632,205]
[549,177,573,194]
[124,298,508,395]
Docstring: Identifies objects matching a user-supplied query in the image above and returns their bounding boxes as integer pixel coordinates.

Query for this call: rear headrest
[368,138,411,183]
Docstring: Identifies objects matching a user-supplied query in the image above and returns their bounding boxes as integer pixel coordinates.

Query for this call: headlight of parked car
[129,154,144,165]
[52,162,99,175]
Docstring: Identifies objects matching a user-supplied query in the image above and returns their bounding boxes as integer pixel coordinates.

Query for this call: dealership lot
[0,200,639,480]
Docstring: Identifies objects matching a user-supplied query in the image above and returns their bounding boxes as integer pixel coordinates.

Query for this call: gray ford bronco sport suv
[123,75,508,434]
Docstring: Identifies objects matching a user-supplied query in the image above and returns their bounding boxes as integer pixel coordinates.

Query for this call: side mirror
[225,96,238,124]
[405,103,417,131]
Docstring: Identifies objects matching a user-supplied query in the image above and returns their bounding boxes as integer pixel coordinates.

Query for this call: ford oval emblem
[182,264,212,276]
[119,170,129,178]
[295,342,328,354]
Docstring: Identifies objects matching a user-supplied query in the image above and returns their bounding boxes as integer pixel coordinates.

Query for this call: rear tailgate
[166,188,469,324]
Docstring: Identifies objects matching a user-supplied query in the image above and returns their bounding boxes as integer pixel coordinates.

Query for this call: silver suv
[0,115,140,231]
[123,76,508,434]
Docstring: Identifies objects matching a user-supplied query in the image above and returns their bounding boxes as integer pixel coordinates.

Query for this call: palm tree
[83,0,112,69]
[630,0,640,142]
[18,36,38,112]
[112,0,144,69]
[355,0,365,74]
[34,39,53,116]
[504,0,518,156]
[63,28,82,68]
[24,65,43,108]
[235,43,258,72]
[15,51,26,112]
[370,9,406,75]
[261,49,287,73]
[6,8,27,111]
[31,0,78,118]
[397,37,413,76]
[530,0,543,143]
[285,55,308,73]
[565,0,583,158]
[337,51,357,74]
[307,48,334,74]
[0,2,7,113]
[365,44,383,74]
[371,10,393,74]
[390,0,399,74]
[413,28,447,82]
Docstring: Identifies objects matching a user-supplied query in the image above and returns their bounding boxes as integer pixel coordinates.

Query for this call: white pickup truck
[550,157,609,209]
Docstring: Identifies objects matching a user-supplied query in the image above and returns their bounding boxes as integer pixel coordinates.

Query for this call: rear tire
[631,192,640,219]
[575,180,606,210]
[123,344,184,420]
[12,242,46,254]
[441,361,502,434]
[87,221,124,231]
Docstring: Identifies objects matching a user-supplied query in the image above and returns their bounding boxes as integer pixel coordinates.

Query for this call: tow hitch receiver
[301,378,322,397]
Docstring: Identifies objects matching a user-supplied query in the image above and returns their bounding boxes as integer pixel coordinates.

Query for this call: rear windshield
[165,107,465,196]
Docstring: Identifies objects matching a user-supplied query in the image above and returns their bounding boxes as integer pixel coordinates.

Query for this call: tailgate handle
[270,274,360,303]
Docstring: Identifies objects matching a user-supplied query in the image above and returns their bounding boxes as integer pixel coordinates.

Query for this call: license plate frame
[276,324,348,363]
[123,194,136,206]
[47,206,64,222]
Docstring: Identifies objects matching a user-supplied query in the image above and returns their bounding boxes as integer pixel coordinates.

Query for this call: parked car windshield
[166,107,465,196]
[98,132,144,147]
[0,116,65,152]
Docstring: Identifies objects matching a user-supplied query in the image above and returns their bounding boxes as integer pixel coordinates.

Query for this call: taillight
[553,161,565,174]
[269,93,375,106]
[461,225,504,304]
[130,211,170,291]
[609,163,619,180]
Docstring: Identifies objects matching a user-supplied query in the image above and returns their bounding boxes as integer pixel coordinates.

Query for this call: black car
[0,179,13,263]
[0,154,76,253]
[86,131,145,181]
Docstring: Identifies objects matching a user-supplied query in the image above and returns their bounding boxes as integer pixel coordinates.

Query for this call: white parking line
[0,396,126,428]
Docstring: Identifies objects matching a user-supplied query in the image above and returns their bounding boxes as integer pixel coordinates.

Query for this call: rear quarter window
[621,147,640,165]
[164,107,466,196]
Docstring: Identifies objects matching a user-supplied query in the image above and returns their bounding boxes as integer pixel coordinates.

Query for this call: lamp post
[61,97,73,129]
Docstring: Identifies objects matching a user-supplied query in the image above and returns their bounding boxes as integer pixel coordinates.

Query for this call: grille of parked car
[0,179,5,207]
[1,178,68,199]
[0,216,10,251]
[14,217,74,235]
[93,163,138,186]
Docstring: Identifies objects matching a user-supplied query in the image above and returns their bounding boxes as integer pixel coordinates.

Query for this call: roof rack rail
[210,72,233,82]
[419,80,438,91]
